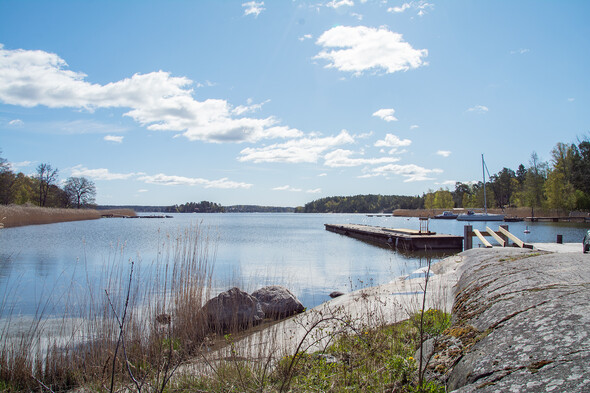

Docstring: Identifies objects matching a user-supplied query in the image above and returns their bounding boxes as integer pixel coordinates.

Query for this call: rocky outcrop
[202,287,264,332]
[251,285,304,319]
[425,248,590,392]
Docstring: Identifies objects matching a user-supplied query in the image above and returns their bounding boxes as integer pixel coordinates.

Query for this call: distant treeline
[299,194,423,213]
[99,202,295,213]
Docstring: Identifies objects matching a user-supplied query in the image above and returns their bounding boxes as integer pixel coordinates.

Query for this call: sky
[0,1,588,207]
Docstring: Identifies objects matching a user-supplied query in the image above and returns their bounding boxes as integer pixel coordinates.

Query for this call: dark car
[584,230,590,253]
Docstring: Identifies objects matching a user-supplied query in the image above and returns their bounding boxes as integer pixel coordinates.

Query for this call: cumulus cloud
[70,165,251,189]
[326,0,354,8]
[467,105,489,113]
[137,173,252,189]
[0,45,300,143]
[374,133,411,148]
[238,130,355,163]
[372,108,398,122]
[70,165,138,181]
[242,1,265,17]
[314,26,428,75]
[366,163,442,182]
[104,135,123,143]
[323,149,400,167]
[436,150,451,157]
[299,34,313,42]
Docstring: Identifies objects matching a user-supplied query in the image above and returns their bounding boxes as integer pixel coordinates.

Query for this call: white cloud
[242,1,265,17]
[273,185,302,192]
[299,34,313,42]
[8,119,23,127]
[0,45,300,143]
[388,1,434,16]
[435,180,456,186]
[137,189,148,193]
[238,130,355,163]
[436,150,451,157]
[232,99,269,115]
[374,133,411,148]
[314,26,428,75]
[70,165,138,181]
[326,0,354,9]
[307,188,322,193]
[8,160,33,171]
[389,3,411,13]
[372,108,398,122]
[104,135,124,143]
[410,124,419,130]
[467,105,489,113]
[367,163,442,182]
[70,164,251,189]
[351,12,363,20]
[510,48,530,55]
[318,173,328,177]
[323,149,400,167]
[138,173,252,189]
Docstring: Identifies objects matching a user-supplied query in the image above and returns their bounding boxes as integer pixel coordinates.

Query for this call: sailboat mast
[482,154,487,214]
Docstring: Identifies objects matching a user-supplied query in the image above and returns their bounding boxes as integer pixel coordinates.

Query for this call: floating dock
[325,224,463,251]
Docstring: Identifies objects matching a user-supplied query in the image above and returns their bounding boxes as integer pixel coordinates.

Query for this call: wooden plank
[486,226,506,247]
[473,229,493,248]
[498,226,527,248]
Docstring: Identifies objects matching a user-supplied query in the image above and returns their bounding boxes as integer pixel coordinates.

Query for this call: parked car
[584,230,590,253]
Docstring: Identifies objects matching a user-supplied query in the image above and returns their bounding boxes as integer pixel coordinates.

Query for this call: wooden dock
[325,224,463,251]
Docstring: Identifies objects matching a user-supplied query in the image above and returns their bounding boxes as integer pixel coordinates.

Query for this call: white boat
[457,154,505,222]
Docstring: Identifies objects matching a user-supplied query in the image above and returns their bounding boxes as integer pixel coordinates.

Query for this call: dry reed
[0,204,136,228]
[0,224,215,392]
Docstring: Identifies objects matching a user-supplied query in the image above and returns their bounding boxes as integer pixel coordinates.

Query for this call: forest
[0,151,96,209]
[302,139,590,214]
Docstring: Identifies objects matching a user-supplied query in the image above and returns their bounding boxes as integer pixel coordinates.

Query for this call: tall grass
[0,224,215,392]
[0,204,136,228]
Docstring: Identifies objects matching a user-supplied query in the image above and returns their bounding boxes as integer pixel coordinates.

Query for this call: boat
[457,154,505,222]
[433,211,458,219]
[456,210,504,221]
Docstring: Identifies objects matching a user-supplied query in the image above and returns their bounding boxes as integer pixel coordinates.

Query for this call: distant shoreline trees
[422,137,590,215]
[0,150,96,209]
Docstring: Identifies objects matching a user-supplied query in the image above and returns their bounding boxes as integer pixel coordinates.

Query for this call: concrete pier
[325,223,463,251]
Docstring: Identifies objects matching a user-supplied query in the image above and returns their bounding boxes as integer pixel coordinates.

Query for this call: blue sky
[1,1,588,207]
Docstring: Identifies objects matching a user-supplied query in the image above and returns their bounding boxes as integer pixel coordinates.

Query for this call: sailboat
[457,154,505,222]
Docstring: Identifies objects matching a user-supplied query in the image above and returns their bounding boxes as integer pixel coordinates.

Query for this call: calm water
[0,213,588,316]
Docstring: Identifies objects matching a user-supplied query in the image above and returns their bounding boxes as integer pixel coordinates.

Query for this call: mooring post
[464,225,473,250]
[499,224,509,245]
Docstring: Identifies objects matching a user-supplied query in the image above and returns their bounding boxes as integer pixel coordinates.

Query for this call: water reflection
[0,213,587,317]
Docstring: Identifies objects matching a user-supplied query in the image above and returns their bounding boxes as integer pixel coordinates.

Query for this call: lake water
[1,213,588,316]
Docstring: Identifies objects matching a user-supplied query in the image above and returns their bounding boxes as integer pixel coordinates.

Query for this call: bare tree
[36,163,59,207]
[64,176,96,208]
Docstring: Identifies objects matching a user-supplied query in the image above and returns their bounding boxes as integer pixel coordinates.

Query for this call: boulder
[251,285,304,319]
[202,287,264,332]
[426,248,590,392]
[329,291,345,298]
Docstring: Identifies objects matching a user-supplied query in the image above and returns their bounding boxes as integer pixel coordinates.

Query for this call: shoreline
[0,205,136,228]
